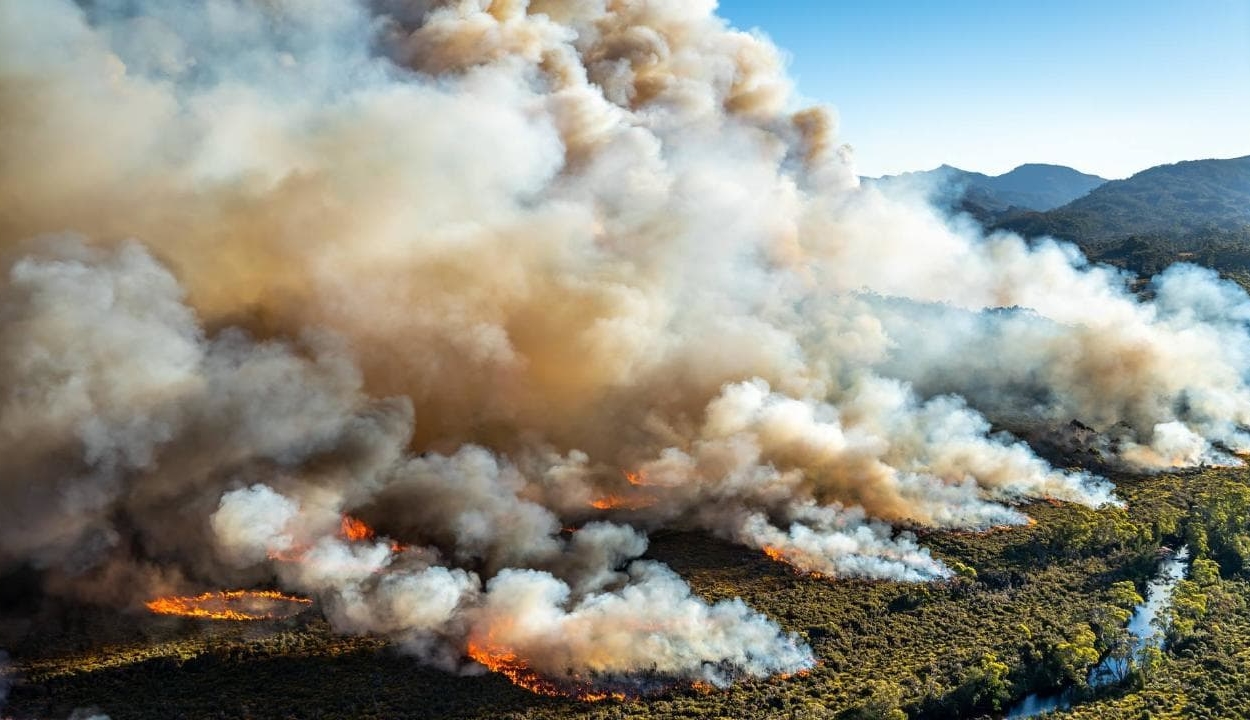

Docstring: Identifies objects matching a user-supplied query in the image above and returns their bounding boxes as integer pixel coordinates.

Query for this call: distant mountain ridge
[867,163,1108,218]
[996,156,1250,246]
[989,155,1250,282]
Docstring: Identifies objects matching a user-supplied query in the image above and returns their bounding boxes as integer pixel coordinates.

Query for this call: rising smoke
[2,0,1249,692]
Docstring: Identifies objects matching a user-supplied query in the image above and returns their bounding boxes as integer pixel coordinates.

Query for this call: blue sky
[716,0,1250,178]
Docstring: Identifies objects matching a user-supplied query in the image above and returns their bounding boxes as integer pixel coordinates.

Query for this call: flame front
[589,495,657,511]
[145,590,312,621]
[762,546,786,564]
[466,641,625,702]
[761,546,828,580]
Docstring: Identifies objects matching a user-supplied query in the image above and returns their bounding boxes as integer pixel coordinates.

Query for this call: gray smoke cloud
[2,0,1249,694]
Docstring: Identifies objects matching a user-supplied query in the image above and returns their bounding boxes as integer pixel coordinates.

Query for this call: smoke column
[3,0,1250,691]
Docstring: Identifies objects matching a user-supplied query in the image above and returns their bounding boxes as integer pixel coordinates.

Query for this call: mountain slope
[987,163,1108,211]
[868,163,1107,218]
[997,156,1250,247]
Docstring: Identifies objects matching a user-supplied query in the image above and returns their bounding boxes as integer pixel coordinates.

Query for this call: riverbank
[1005,546,1191,718]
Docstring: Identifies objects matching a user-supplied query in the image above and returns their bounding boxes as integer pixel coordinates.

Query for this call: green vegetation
[991,156,1250,286]
[6,465,1250,719]
[997,156,1250,244]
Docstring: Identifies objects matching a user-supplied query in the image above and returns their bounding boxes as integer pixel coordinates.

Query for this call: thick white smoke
[210,482,813,684]
[3,0,1250,694]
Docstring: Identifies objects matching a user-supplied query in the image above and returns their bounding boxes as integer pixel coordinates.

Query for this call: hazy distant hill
[996,156,1250,278]
[998,156,1250,244]
[868,163,1107,220]
[980,163,1109,211]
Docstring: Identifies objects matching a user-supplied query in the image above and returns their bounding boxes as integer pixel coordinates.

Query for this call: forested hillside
[995,156,1250,279]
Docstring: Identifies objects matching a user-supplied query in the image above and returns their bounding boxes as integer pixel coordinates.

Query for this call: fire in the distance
[144,590,312,621]
[147,514,388,621]
[587,471,660,511]
[589,495,658,511]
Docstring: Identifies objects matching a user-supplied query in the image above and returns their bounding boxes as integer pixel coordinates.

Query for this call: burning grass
[466,641,628,702]
[588,495,657,511]
[145,590,312,621]
[760,546,830,580]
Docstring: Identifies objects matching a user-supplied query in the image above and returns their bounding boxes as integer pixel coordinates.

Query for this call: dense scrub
[5,467,1250,719]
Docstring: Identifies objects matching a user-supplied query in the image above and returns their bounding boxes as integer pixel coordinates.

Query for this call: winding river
[1004,545,1191,719]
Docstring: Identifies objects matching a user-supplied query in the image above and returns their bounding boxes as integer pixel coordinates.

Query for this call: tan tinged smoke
[2,0,1248,694]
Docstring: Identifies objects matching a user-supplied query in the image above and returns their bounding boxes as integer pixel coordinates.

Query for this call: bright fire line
[145,590,312,621]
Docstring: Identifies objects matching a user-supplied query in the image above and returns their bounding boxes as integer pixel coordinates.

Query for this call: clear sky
[716,0,1250,179]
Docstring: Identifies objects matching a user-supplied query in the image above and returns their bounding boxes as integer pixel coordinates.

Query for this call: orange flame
[623,471,647,486]
[466,641,625,702]
[145,590,312,621]
[761,546,787,563]
[268,515,406,565]
[341,515,374,542]
[761,546,828,580]
[589,495,657,511]
[341,515,407,553]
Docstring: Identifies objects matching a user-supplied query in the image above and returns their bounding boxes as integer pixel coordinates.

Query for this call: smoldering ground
[2,0,1249,695]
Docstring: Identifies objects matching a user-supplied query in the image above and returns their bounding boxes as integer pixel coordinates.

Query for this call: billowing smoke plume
[3,0,1250,692]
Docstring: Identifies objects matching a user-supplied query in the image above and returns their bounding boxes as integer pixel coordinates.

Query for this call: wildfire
[145,590,312,621]
[342,514,407,553]
[776,668,813,681]
[589,495,657,511]
[340,515,374,542]
[268,515,405,564]
[761,546,828,580]
[466,641,626,702]
[761,545,786,563]
[583,470,664,511]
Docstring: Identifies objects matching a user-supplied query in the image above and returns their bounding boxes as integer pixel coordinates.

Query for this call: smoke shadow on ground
[5,622,575,720]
